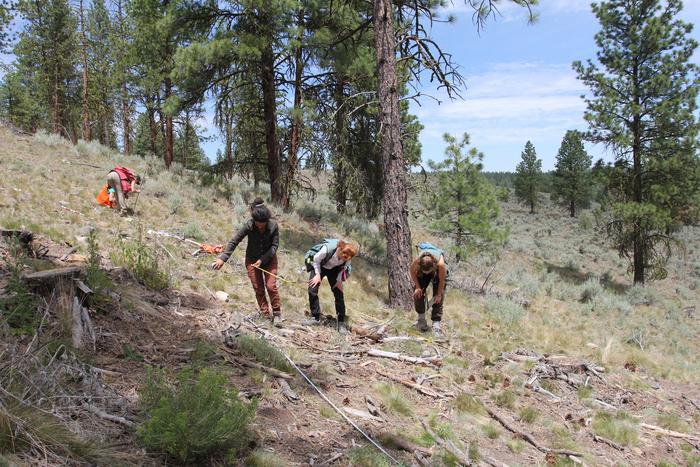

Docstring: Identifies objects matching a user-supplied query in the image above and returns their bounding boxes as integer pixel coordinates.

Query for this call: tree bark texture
[164,78,174,169]
[261,36,283,204]
[283,10,304,211]
[374,0,413,309]
[79,0,91,141]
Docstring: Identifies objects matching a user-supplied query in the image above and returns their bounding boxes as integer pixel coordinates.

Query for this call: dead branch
[277,378,299,401]
[22,266,82,285]
[344,407,384,422]
[220,347,294,380]
[375,368,453,399]
[82,403,135,427]
[420,420,472,466]
[484,405,583,457]
[593,434,624,451]
[640,423,700,441]
[375,431,432,456]
[367,348,441,366]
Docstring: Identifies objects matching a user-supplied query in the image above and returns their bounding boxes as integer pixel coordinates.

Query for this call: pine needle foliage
[138,367,257,464]
[514,140,543,214]
[574,0,700,283]
[551,130,593,217]
[424,133,509,262]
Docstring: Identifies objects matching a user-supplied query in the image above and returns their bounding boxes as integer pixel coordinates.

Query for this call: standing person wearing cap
[106,166,141,215]
[212,198,281,321]
[410,242,448,336]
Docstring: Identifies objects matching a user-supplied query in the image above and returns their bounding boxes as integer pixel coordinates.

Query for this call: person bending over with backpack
[106,166,141,215]
[303,239,357,334]
[410,242,448,337]
[212,198,281,321]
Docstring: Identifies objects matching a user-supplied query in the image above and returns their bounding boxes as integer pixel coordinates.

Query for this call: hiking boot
[337,321,348,335]
[302,316,321,326]
[432,321,442,337]
[415,313,429,332]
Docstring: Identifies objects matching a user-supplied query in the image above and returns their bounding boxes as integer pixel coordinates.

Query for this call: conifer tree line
[1,0,698,290]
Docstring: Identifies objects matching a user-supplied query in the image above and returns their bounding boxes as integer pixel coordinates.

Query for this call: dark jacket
[218,219,279,265]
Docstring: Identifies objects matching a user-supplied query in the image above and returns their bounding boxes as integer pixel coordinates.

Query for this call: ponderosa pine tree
[426,133,508,262]
[15,0,78,139]
[551,130,592,217]
[514,141,542,214]
[574,0,700,283]
[373,0,536,308]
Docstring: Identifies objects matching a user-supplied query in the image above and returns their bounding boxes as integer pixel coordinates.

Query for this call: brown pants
[245,255,280,315]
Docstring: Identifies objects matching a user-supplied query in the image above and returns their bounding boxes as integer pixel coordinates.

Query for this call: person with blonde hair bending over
[213,198,281,322]
[303,239,357,334]
[410,242,448,337]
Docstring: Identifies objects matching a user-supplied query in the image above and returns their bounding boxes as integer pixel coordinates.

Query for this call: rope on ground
[244,316,401,465]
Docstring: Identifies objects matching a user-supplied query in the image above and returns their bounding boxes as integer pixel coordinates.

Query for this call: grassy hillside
[1,125,699,466]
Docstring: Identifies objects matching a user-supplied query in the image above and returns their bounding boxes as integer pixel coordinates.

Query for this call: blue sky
[408,0,700,171]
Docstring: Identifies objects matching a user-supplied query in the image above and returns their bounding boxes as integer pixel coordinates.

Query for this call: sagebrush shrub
[138,367,257,463]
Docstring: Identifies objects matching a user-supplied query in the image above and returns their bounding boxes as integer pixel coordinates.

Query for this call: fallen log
[640,423,700,441]
[367,348,441,366]
[593,434,624,451]
[375,431,432,456]
[22,266,82,285]
[375,368,452,399]
[421,420,472,466]
[343,407,384,422]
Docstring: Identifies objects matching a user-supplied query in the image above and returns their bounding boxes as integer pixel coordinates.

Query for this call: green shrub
[75,139,113,159]
[234,335,292,373]
[483,297,525,325]
[33,130,68,147]
[579,277,603,303]
[0,240,40,335]
[111,228,169,291]
[138,367,257,463]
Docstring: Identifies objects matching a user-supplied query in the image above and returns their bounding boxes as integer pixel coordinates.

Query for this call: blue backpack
[304,239,353,277]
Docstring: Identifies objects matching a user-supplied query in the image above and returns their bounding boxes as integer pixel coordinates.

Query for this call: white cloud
[412,60,593,169]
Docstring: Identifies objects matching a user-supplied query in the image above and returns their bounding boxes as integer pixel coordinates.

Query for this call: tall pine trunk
[374,0,412,309]
[261,37,283,204]
[79,0,91,141]
[163,79,174,169]
[116,0,131,155]
[146,99,158,156]
[570,199,575,218]
[282,9,304,212]
[632,64,644,284]
[333,81,347,214]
